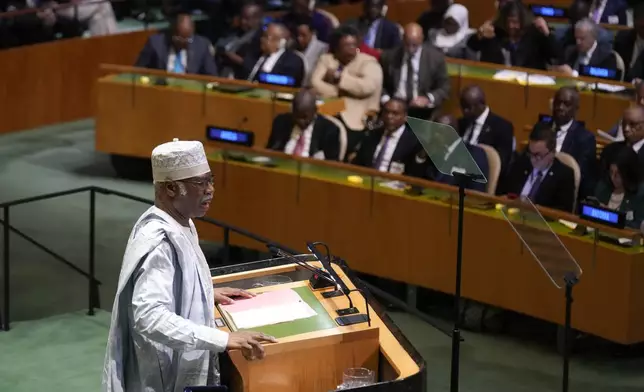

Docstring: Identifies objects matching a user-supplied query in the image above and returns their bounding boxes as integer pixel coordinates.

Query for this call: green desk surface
[232,286,336,339]
[104,73,338,102]
[210,150,644,254]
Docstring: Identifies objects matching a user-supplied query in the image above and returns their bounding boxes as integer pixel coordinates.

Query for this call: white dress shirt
[554,119,573,152]
[633,137,644,153]
[284,119,315,158]
[374,125,406,172]
[248,48,285,80]
[520,166,551,197]
[463,106,490,145]
[167,48,188,74]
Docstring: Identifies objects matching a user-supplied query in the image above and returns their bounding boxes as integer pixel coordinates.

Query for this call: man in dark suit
[280,0,333,43]
[614,4,644,79]
[589,0,629,26]
[506,124,576,213]
[352,98,424,175]
[380,22,450,120]
[554,0,613,51]
[348,0,401,52]
[599,106,644,179]
[267,89,341,160]
[556,18,618,79]
[534,86,596,198]
[457,85,514,193]
[243,23,306,87]
[135,13,218,76]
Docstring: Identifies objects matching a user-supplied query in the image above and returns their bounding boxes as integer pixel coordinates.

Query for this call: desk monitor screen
[206,126,254,147]
[530,5,566,18]
[579,203,625,229]
[258,72,296,87]
[580,66,619,81]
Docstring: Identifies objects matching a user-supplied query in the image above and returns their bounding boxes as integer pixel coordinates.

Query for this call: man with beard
[103,139,276,392]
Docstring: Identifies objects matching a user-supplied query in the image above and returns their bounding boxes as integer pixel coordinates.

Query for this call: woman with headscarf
[429,3,477,60]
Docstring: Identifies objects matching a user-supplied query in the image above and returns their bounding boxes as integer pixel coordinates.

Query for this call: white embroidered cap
[151,138,210,183]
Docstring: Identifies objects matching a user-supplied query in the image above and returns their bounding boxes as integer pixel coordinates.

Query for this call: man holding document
[103,139,276,392]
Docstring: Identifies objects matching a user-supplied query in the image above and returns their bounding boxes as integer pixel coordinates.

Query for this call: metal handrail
[0,185,296,331]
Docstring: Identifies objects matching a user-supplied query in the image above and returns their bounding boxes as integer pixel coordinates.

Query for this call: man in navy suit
[135,13,218,76]
[347,0,401,52]
[532,86,596,198]
[506,124,576,213]
[243,23,306,87]
[352,98,424,175]
[600,106,644,180]
[589,0,629,26]
[267,89,341,160]
[457,85,514,193]
[556,19,618,80]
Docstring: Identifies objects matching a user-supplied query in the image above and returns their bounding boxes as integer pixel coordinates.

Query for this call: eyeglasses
[527,150,552,161]
[179,176,214,188]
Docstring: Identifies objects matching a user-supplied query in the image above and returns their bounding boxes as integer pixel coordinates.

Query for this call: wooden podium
[211,257,425,392]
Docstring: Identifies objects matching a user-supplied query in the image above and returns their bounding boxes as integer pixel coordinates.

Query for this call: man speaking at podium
[103,139,276,392]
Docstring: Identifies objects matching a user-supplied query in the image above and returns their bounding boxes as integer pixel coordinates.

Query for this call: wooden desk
[196,146,644,345]
[95,65,344,157]
[210,260,424,392]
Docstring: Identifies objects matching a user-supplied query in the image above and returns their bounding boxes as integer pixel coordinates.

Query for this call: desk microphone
[266,244,336,289]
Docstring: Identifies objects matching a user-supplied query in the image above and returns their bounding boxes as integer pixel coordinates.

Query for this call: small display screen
[579,203,625,229]
[581,66,618,80]
[530,5,565,17]
[258,72,296,87]
[206,126,254,147]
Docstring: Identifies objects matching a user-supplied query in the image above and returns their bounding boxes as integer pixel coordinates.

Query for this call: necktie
[248,57,266,81]
[405,54,415,101]
[465,123,478,144]
[373,134,391,170]
[173,51,185,73]
[592,7,601,23]
[527,171,544,200]
[293,132,306,156]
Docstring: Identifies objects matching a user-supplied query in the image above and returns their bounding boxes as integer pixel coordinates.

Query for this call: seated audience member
[55,0,118,36]
[0,0,58,47]
[347,0,401,52]
[244,23,305,87]
[506,123,576,212]
[215,1,264,79]
[135,13,217,76]
[428,3,477,60]
[594,146,644,229]
[554,0,613,52]
[612,4,644,74]
[554,18,618,79]
[352,98,424,175]
[600,106,644,176]
[457,85,514,188]
[267,89,341,160]
[311,26,383,151]
[467,1,558,70]
[417,0,453,38]
[534,86,596,197]
[380,23,450,120]
[589,0,629,26]
[294,19,329,86]
[280,0,333,43]
[428,114,490,193]
[606,81,644,140]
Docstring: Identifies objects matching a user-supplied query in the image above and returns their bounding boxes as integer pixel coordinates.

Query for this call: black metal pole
[223,227,230,265]
[562,274,577,392]
[88,189,96,316]
[2,206,10,331]
[450,182,466,392]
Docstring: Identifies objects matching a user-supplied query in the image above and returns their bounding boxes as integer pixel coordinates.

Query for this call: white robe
[103,206,229,392]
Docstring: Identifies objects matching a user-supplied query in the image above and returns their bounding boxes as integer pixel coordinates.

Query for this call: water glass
[341,367,375,388]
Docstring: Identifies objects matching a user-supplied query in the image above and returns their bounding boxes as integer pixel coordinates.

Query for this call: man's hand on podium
[214,287,255,305]
[227,331,278,360]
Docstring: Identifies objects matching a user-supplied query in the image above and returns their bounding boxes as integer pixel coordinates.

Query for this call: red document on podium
[218,288,317,330]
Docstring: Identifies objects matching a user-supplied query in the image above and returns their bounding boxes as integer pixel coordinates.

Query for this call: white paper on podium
[219,288,317,330]
[516,74,557,85]
[493,69,527,81]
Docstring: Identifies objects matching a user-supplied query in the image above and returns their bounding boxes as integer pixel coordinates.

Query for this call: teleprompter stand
[407,117,489,392]
[500,198,582,392]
